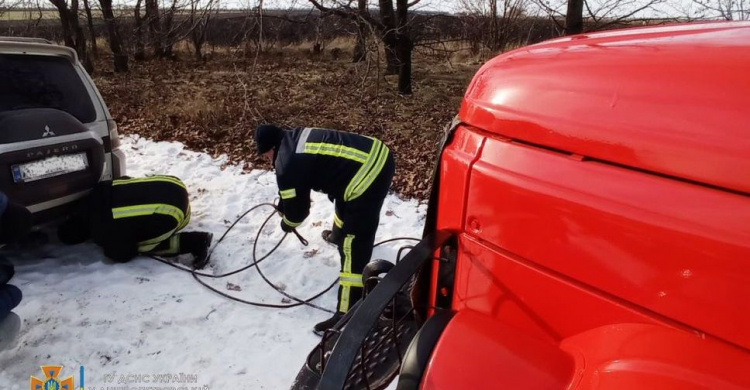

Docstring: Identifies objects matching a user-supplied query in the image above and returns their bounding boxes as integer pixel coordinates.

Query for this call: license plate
[11,152,88,183]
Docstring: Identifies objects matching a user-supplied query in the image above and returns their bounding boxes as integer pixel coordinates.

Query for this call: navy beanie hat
[254,125,284,154]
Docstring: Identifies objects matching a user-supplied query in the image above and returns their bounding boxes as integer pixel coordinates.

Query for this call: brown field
[0,10,59,21]
[94,43,480,199]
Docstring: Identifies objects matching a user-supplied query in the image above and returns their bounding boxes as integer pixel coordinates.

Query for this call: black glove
[280,219,295,233]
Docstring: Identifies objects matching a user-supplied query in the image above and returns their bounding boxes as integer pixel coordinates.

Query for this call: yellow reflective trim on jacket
[333,213,344,229]
[280,188,297,199]
[112,203,186,226]
[282,215,302,228]
[113,176,186,189]
[303,143,368,163]
[344,140,382,201]
[350,146,389,201]
[339,272,364,288]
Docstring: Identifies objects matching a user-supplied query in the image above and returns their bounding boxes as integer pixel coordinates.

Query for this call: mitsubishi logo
[42,125,56,137]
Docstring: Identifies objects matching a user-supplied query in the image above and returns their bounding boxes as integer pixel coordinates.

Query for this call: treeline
[0,9,561,54]
[0,0,676,95]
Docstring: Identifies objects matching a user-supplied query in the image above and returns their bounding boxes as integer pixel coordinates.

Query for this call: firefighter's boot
[313,311,344,336]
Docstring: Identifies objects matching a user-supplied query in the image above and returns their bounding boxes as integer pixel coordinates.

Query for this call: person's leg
[0,254,21,327]
[0,284,22,322]
[337,206,381,311]
[322,200,345,246]
[313,200,383,335]
[336,152,394,313]
[148,231,213,269]
[0,201,31,245]
[0,257,13,286]
[313,151,395,335]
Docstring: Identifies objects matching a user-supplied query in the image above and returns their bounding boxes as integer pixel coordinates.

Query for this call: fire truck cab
[299,21,750,390]
[410,21,750,389]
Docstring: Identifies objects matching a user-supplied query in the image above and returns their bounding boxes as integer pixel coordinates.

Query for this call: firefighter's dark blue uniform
[58,176,211,268]
[273,127,395,314]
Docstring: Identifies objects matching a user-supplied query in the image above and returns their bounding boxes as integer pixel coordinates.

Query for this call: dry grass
[0,10,58,21]
[94,45,479,198]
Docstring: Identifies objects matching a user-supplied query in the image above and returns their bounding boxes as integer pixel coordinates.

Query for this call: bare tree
[691,0,749,19]
[534,0,666,35]
[134,0,146,60]
[307,0,422,94]
[395,0,413,93]
[352,0,368,62]
[141,0,208,59]
[566,0,584,34]
[145,0,163,56]
[99,0,128,71]
[82,0,98,58]
[189,0,216,60]
[16,0,47,36]
[459,0,528,52]
[49,0,94,72]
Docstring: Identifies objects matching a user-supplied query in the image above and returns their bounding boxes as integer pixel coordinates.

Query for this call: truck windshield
[0,54,97,123]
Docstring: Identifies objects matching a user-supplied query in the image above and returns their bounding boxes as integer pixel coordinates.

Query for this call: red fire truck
[294,21,750,390]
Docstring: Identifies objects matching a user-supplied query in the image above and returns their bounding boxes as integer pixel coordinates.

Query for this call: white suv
[0,37,126,224]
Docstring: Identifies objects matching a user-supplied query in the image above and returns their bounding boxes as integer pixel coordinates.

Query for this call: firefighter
[57,175,213,269]
[254,124,395,334]
[0,192,31,324]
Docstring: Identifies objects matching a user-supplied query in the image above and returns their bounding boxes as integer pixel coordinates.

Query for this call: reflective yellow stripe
[280,188,297,199]
[340,272,364,287]
[139,228,177,246]
[344,139,382,201]
[342,235,354,273]
[333,213,344,229]
[113,176,186,189]
[350,146,389,201]
[339,234,355,312]
[149,234,181,255]
[339,285,350,313]
[112,203,185,226]
[177,204,191,230]
[138,242,160,252]
[303,142,368,163]
[282,215,302,228]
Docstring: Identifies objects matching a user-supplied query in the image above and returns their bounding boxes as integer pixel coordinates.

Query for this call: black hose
[151,202,420,314]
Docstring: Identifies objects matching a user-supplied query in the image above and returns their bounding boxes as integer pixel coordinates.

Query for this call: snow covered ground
[0,135,426,389]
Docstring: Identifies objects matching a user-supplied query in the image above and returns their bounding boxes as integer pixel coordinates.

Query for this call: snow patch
[0,135,425,389]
